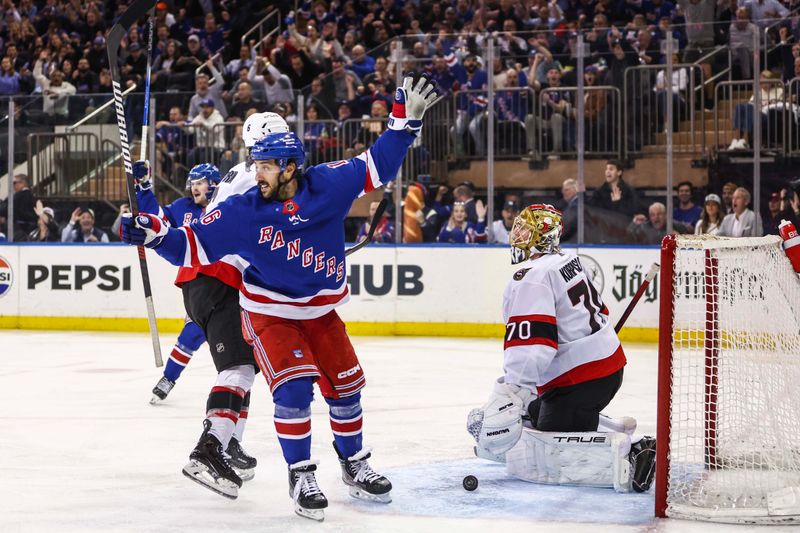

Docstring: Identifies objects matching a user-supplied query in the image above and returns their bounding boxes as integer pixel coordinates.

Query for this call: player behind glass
[466,204,656,493]
[120,73,440,520]
[134,162,217,405]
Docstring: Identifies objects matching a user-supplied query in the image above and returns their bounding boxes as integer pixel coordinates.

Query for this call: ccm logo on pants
[337,364,361,379]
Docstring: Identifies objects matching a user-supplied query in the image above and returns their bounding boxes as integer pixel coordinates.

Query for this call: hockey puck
[462,475,478,491]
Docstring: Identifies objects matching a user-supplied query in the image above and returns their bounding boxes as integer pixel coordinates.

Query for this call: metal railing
[714,79,788,153]
[241,10,281,51]
[66,85,136,131]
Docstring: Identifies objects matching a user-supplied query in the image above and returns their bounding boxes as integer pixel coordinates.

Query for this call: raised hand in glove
[119,213,167,248]
[388,72,440,135]
[132,159,152,192]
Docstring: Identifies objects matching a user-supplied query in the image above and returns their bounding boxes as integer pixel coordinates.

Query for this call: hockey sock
[326,393,363,459]
[273,378,314,465]
[206,365,255,449]
[164,321,205,382]
[233,390,251,443]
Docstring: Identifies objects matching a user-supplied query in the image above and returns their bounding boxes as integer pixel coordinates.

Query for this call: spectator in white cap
[61,207,108,243]
[490,201,519,244]
[28,200,60,242]
[695,193,723,235]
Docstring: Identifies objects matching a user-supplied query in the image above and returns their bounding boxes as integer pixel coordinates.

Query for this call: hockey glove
[466,377,533,458]
[388,72,440,135]
[132,159,152,192]
[120,213,167,248]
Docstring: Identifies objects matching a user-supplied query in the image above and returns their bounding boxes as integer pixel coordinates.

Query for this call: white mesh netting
[666,235,800,524]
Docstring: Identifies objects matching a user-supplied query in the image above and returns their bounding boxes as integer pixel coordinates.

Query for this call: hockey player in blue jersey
[135,162,216,405]
[121,72,440,521]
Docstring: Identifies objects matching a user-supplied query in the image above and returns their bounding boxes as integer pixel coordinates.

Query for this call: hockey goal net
[656,234,800,524]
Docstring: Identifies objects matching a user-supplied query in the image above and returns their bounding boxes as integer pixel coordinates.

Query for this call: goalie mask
[509,204,563,264]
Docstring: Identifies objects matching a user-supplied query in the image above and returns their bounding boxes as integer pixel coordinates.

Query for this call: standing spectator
[673,181,703,229]
[763,192,785,235]
[188,98,225,166]
[248,57,293,106]
[71,58,99,94]
[61,207,109,243]
[33,51,75,121]
[655,54,688,133]
[490,201,519,244]
[530,66,572,155]
[347,45,375,80]
[363,55,395,93]
[28,201,59,242]
[437,201,488,243]
[188,69,225,121]
[0,174,37,238]
[172,34,208,82]
[590,160,639,217]
[678,0,715,105]
[356,200,394,243]
[86,35,109,73]
[195,13,225,54]
[719,187,764,237]
[355,100,388,148]
[428,55,458,95]
[743,0,788,29]
[225,44,254,80]
[453,183,479,224]
[0,56,22,95]
[695,193,724,235]
[453,54,489,157]
[559,178,579,243]
[627,202,668,244]
[282,53,320,91]
[323,56,359,103]
[122,42,147,86]
[729,7,757,81]
[722,181,737,214]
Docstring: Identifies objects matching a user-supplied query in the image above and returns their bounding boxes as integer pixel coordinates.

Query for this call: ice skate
[182,420,242,499]
[288,460,328,521]
[629,436,656,493]
[150,376,175,405]
[334,442,392,503]
[226,437,256,482]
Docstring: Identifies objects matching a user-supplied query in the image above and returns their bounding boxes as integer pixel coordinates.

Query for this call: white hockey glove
[387,72,440,135]
[467,377,535,458]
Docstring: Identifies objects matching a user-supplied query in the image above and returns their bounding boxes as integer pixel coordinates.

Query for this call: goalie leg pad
[505,428,634,492]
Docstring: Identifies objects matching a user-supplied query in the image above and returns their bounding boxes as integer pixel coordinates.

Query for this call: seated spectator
[61,207,109,243]
[695,193,723,235]
[627,202,667,244]
[763,191,785,236]
[302,103,331,162]
[490,201,519,244]
[347,45,375,80]
[188,68,226,121]
[172,34,208,82]
[323,56,360,103]
[673,181,703,229]
[453,183,479,224]
[729,71,783,150]
[559,178,579,243]
[719,187,763,237]
[87,35,110,73]
[429,55,458,95]
[355,100,388,148]
[228,81,264,121]
[122,42,147,87]
[590,160,640,218]
[437,201,487,244]
[356,200,395,243]
[334,101,359,150]
[28,201,59,242]
[722,181,737,214]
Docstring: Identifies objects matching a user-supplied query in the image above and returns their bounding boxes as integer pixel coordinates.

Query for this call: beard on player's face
[256,160,297,200]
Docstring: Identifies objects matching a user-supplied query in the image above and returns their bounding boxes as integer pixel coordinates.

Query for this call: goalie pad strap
[505,428,633,493]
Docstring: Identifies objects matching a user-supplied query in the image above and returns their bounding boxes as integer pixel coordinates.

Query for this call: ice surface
[1,332,796,532]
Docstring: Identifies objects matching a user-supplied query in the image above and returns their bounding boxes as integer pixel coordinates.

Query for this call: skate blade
[294,504,324,522]
[348,485,392,504]
[149,394,165,405]
[182,460,238,499]
[234,466,255,482]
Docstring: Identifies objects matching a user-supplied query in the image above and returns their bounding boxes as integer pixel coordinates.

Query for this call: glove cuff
[388,114,422,134]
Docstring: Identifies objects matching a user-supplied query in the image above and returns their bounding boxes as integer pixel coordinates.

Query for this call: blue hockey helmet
[185,163,221,190]
[250,132,305,171]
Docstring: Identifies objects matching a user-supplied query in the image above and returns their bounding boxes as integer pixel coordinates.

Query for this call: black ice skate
[334,442,392,503]
[226,437,256,482]
[182,420,243,499]
[630,436,656,493]
[150,376,175,405]
[288,460,328,521]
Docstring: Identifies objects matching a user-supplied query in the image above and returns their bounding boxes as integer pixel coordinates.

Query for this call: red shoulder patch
[282,199,299,215]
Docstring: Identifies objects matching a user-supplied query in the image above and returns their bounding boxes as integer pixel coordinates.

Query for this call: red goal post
[656,233,800,524]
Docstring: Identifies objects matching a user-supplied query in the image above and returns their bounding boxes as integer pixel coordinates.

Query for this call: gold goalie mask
[509,204,563,264]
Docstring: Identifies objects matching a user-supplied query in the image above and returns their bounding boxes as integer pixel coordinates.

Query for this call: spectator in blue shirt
[195,13,225,55]
[673,181,703,229]
[347,44,375,80]
[437,201,488,244]
[0,57,22,95]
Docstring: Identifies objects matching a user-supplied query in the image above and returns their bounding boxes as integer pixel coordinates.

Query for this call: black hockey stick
[108,0,164,367]
[345,198,388,256]
[615,262,660,333]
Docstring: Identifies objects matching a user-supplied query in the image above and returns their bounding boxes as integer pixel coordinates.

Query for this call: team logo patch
[578,254,605,293]
[216,343,225,353]
[282,199,299,215]
[293,349,304,358]
[513,267,531,281]
[0,255,12,298]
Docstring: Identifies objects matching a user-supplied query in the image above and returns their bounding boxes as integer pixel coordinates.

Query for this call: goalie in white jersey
[467,204,655,493]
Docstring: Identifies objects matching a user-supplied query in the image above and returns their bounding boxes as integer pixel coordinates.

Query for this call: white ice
[1,332,796,533]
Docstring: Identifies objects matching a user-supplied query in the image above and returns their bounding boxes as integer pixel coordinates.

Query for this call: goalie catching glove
[467,377,535,458]
[119,213,168,248]
[387,72,440,135]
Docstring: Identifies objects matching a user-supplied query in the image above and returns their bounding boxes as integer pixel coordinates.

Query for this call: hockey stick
[140,7,155,160]
[614,262,660,333]
[345,198,388,256]
[108,0,163,367]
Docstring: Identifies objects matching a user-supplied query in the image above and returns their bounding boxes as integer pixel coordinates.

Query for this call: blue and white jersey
[138,189,203,227]
[152,128,416,319]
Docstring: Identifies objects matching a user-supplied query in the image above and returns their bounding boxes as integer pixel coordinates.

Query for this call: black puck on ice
[462,475,478,491]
